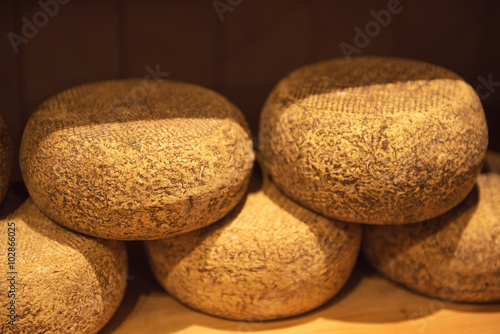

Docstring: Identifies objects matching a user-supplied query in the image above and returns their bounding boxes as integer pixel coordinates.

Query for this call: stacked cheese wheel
[259,56,498,303]
[362,173,500,302]
[20,79,255,240]
[0,199,127,334]
[8,55,498,331]
[11,78,258,331]
[145,175,362,320]
[15,77,364,324]
[259,57,487,225]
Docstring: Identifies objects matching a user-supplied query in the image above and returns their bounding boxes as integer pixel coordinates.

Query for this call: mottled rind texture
[0,114,13,204]
[145,178,362,321]
[0,199,127,334]
[259,57,488,224]
[362,174,500,302]
[20,79,255,240]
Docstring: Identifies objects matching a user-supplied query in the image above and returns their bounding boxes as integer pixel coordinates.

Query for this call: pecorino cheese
[0,199,127,333]
[362,173,500,302]
[259,57,488,224]
[20,79,254,240]
[145,176,362,320]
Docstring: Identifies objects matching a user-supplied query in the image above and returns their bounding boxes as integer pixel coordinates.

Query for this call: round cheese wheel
[259,57,488,224]
[145,177,362,320]
[0,114,13,204]
[20,79,254,240]
[0,199,127,333]
[362,173,500,302]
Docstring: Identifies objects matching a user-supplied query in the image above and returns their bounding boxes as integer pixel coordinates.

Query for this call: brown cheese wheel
[20,79,254,240]
[0,199,127,333]
[0,114,13,204]
[362,173,500,302]
[145,177,362,321]
[259,57,488,224]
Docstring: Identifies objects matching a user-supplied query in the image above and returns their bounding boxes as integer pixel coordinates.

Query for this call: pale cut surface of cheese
[362,173,500,302]
[259,57,488,224]
[145,177,362,321]
[0,199,127,333]
[20,79,254,240]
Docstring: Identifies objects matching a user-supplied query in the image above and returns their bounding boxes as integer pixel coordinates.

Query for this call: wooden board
[100,242,500,334]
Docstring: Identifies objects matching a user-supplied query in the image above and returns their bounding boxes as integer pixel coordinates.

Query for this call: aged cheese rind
[20,79,255,240]
[146,178,362,320]
[259,57,488,224]
[0,199,127,333]
[362,173,500,302]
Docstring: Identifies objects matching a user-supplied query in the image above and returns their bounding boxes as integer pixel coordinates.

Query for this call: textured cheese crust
[0,199,127,333]
[146,178,362,320]
[20,79,255,240]
[259,57,488,224]
[362,173,500,302]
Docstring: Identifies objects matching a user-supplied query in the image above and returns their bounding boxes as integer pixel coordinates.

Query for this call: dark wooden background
[1,0,499,182]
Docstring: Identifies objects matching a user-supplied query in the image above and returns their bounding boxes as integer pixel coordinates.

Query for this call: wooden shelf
[100,242,500,334]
